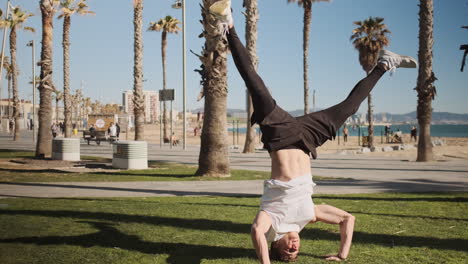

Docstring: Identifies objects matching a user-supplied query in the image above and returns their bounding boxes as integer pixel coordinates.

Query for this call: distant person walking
[410,126,418,142]
[385,125,391,143]
[8,119,14,135]
[51,123,59,138]
[343,125,349,143]
[108,122,118,143]
[115,123,121,139]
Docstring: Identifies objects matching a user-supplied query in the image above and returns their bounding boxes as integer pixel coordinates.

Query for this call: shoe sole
[380,49,418,68]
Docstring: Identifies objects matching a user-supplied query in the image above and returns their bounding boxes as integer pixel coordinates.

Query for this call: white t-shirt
[260,174,316,242]
[108,125,117,137]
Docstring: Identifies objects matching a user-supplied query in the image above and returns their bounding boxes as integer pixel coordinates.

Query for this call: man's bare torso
[270,149,311,181]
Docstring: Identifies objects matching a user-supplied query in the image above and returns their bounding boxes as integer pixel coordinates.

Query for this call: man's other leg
[317,65,387,130]
[227,26,275,122]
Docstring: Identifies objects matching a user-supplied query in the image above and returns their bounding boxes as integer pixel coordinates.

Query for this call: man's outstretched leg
[298,50,417,150]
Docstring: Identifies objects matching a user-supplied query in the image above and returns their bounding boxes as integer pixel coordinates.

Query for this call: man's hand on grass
[323,254,345,261]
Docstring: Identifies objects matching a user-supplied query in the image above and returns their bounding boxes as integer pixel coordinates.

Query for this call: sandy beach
[120,122,468,161]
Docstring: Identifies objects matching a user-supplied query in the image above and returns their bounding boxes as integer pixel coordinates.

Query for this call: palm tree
[52,89,62,123]
[2,57,13,118]
[90,100,101,114]
[83,96,91,124]
[242,0,259,153]
[148,16,181,142]
[36,0,58,158]
[0,5,34,141]
[350,16,390,148]
[133,0,145,141]
[194,0,230,177]
[57,0,94,138]
[416,0,436,162]
[288,0,330,114]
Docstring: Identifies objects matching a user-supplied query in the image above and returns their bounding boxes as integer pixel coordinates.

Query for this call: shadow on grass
[0,168,73,174]
[0,221,256,264]
[0,149,33,153]
[181,202,259,208]
[314,195,468,203]
[92,171,198,179]
[0,182,259,197]
[348,211,468,222]
[1,208,467,252]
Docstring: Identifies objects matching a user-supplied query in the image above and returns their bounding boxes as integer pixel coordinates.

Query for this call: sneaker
[209,0,233,36]
[378,49,418,72]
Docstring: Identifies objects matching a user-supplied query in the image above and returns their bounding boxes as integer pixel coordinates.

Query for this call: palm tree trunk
[242,0,259,153]
[7,76,11,118]
[416,0,435,162]
[161,31,169,141]
[367,93,374,148]
[63,15,72,138]
[303,2,312,114]
[56,98,59,123]
[36,0,55,158]
[10,27,20,141]
[196,0,230,177]
[133,0,145,141]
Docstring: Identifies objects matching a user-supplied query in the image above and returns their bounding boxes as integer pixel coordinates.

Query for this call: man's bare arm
[314,204,355,261]
[251,211,273,264]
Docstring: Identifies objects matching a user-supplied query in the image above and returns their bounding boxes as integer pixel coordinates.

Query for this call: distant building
[122,90,160,123]
[0,98,63,131]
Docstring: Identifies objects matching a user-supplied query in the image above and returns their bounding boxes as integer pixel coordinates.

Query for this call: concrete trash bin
[52,138,80,161]
[112,141,148,169]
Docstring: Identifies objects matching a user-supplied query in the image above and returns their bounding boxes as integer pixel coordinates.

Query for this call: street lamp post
[172,0,187,150]
[27,40,36,143]
[0,0,12,125]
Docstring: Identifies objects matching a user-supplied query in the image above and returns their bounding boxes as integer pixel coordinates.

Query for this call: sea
[228,124,468,138]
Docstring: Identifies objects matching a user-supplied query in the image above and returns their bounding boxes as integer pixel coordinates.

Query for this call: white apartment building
[122,90,160,123]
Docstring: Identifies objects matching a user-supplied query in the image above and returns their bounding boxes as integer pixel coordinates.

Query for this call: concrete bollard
[112,141,148,170]
[52,138,80,161]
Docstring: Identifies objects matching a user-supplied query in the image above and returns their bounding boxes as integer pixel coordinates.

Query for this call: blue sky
[4,0,468,114]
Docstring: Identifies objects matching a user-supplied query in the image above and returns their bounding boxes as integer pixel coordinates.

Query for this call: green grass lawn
[0,149,332,182]
[0,193,467,263]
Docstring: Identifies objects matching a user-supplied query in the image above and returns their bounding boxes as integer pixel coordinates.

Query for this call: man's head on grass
[270,232,300,262]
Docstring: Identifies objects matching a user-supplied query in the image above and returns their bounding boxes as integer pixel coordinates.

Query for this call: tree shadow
[0,182,259,197]
[300,227,467,252]
[181,202,259,208]
[0,168,73,174]
[314,194,468,202]
[348,210,468,222]
[2,208,467,252]
[315,178,468,193]
[0,221,255,264]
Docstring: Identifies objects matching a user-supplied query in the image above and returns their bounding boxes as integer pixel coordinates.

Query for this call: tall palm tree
[83,96,91,125]
[242,0,259,153]
[133,0,145,141]
[52,89,62,123]
[2,57,13,118]
[57,0,94,138]
[194,0,230,177]
[350,16,390,148]
[0,5,34,140]
[148,15,181,142]
[288,0,330,114]
[36,0,59,158]
[416,0,436,161]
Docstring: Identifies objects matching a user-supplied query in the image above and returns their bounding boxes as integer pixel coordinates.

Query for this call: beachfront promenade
[1,131,467,197]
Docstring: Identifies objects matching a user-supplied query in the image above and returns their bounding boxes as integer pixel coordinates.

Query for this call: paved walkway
[1,131,467,197]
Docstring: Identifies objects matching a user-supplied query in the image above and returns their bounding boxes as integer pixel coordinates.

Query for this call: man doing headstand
[210,1,417,262]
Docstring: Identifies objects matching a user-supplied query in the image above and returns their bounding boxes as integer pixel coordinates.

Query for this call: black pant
[227,27,386,158]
